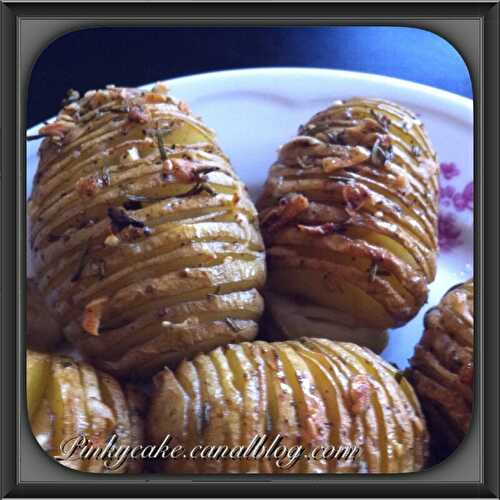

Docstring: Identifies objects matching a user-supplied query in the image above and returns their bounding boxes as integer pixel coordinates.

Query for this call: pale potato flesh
[26,349,144,473]
[258,98,439,335]
[148,339,428,473]
[29,84,265,378]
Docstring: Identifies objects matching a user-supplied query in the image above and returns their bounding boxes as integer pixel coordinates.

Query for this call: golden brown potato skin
[27,349,145,473]
[258,98,439,331]
[408,280,473,460]
[27,278,63,351]
[148,339,428,473]
[29,84,265,378]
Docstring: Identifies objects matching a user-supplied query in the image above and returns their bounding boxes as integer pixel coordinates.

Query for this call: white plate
[27,67,474,369]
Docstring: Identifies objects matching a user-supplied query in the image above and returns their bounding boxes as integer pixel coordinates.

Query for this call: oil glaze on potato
[29,84,265,378]
[148,339,428,473]
[409,280,473,460]
[26,349,145,473]
[258,98,439,335]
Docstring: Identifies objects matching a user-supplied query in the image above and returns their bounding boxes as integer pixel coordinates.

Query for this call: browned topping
[260,193,310,233]
[128,105,150,124]
[82,297,108,336]
[342,183,371,212]
[76,175,101,197]
[349,374,372,415]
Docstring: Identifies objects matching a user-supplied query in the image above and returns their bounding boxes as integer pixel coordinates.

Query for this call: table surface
[28,26,472,128]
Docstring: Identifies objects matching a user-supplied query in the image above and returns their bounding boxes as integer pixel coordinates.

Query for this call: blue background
[28,26,472,127]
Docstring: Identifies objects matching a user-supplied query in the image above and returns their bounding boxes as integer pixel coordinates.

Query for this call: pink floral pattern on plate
[438,162,473,252]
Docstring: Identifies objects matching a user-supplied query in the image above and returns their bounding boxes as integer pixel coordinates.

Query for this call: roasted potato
[408,280,473,461]
[28,84,265,378]
[148,339,428,473]
[27,278,63,351]
[258,98,439,339]
[27,349,145,473]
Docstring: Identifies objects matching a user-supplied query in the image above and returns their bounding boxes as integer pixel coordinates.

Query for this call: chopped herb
[155,127,169,161]
[225,318,239,332]
[107,207,146,232]
[371,138,393,167]
[177,182,217,198]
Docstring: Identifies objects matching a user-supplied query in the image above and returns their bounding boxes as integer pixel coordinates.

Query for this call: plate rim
[27,66,473,135]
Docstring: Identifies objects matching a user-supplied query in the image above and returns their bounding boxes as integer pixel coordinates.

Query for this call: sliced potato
[408,279,473,462]
[30,84,266,378]
[148,339,428,474]
[26,349,143,473]
[258,98,439,338]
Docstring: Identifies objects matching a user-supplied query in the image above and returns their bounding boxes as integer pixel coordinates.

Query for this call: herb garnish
[107,207,146,232]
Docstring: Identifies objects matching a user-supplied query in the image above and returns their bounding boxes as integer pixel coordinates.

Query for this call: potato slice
[48,356,89,470]
[27,350,51,419]
[225,344,263,473]
[193,354,226,473]
[31,397,54,452]
[254,341,301,473]
[209,347,242,473]
[98,372,133,474]
[289,343,357,472]
[78,362,115,473]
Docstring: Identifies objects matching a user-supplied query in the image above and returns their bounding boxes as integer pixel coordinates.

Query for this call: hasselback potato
[27,349,145,473]
[149,338,428,473]
[28,84,265,378]
[258,98,439,337]
[409,280,473,459]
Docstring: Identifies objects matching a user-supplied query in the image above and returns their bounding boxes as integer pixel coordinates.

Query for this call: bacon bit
[38,121,74,139]
[296,222,343,236]
[232,191,241,206]
[260,193,310,233]
[178,101,190,113]
[458,361,473,385]
[152,82,169,94]
[393,171,410,192]
[128,106,149,124]
[420,158,439,179]
[321,146,370,173]
[349,374,372,415]
[339,118,386,147]
[76,176,100,197]
[342,183,371,213]
[82,297,108,336]
[144,92,167,104]
[88,90,108,110]
[171,158,198,183]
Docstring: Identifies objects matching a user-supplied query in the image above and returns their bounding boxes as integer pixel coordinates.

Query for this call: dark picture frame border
[1,2,498,497]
